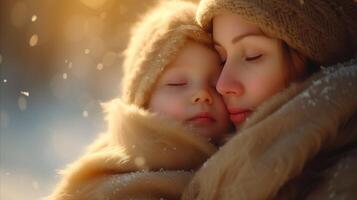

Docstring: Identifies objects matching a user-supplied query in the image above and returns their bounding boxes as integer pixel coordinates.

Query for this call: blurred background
[0,0,196,199]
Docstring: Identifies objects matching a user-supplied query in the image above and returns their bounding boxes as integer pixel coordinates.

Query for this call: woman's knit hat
[196,0,357,66]
[121,1,211,107]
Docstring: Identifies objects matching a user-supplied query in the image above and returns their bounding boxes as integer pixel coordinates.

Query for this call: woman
[182,0,357,199]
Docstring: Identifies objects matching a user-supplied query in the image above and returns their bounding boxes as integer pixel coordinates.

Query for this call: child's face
[148,41,231,143]
[212,13,293,128]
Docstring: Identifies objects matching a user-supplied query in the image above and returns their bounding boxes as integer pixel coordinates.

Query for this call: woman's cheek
[248,71,286,106]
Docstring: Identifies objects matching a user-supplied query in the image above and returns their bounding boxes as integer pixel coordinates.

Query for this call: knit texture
[121,1,212,107]
[196,0,357,66]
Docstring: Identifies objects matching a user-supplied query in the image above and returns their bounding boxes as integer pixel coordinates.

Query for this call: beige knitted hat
[196,0,357,65]
[121,1,212,107]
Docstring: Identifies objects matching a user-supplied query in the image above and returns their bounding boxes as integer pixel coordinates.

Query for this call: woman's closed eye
[220,59,226,66]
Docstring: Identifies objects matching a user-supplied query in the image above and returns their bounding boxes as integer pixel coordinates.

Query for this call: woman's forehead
[212,13,263,44]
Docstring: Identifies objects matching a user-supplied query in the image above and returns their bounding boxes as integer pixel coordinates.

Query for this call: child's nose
[191,89,213,105]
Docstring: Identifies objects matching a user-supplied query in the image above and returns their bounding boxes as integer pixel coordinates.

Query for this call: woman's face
[213,13,292,128]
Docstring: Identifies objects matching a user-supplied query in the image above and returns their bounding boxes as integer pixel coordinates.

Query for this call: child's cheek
[160,100,187,121]
[149,89,188,121]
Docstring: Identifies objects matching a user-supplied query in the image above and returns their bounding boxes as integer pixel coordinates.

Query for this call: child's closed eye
[166,82,187,86]
[245,54,262,62]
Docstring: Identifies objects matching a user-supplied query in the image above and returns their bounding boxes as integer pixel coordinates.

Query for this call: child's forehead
[173,41,218,63]
[163,57,221,79]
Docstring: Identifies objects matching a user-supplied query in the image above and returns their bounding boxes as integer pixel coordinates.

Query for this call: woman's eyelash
[220,54,261,66]
[245,54,262,61]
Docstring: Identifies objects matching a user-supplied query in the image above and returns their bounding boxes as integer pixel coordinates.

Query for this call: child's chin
[194,128,220,141]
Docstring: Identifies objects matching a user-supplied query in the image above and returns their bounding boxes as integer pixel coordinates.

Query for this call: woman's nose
[191,89,213,105]
[216,66,244,96]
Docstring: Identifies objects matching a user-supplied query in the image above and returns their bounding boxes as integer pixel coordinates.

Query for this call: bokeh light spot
[82,110,89,117]
[68,62,73,69]
[96,63,104,71]
[32,180,40,190]
[62,73,68,80]
[84,49,90,54]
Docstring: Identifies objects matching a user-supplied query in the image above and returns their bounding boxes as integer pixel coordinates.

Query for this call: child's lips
[188,113,216,124]
[228,108,252,124]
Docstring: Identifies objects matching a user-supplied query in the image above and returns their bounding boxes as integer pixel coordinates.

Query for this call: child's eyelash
[166,83,187,86]
[245,54,262,61]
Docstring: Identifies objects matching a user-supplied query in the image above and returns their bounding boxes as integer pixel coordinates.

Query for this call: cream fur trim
[48,99,216,200]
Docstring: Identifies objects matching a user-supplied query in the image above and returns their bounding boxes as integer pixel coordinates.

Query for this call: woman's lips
[228,108,252,124]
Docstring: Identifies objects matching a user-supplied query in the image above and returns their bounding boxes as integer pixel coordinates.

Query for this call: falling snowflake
[84,49,90,54]
[301,91,310,98]
[134,157,145,167]
[3,79,7,83]
[31,15,37,22]
[20,91,30,96]
[29,34,39,47]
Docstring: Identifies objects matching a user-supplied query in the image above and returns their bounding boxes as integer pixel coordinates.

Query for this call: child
[48,1,231,200]
[182,0,357,199]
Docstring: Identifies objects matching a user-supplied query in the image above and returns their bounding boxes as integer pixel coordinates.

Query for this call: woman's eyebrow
[213,32,264,46]
[231,32,264,44]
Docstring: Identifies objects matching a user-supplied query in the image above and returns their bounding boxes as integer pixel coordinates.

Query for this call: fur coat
[182,60,357,200]
[48,99,216,200]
